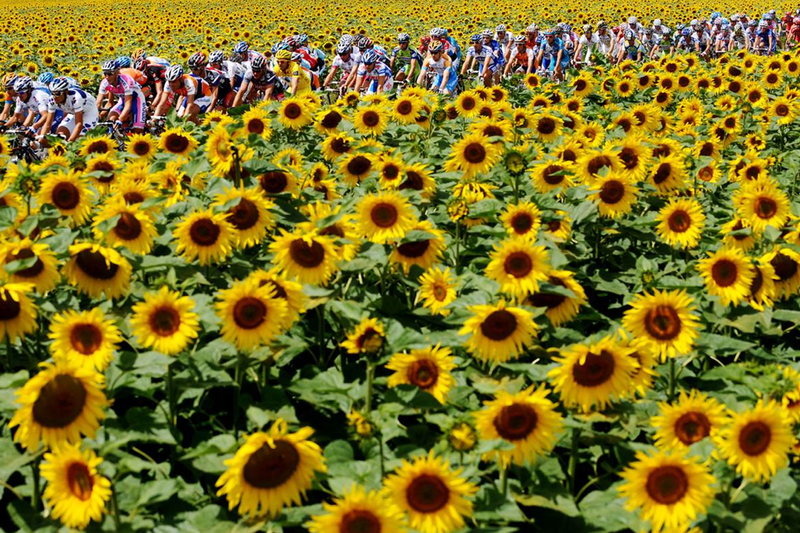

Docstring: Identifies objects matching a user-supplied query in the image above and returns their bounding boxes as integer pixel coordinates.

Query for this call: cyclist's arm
[460,55,471,75]
[416,59,429,86]
[376,74,386,94]
[68,110,84,142]
[353,73,365,93]
[263,85,273,100]
[323,66,337,87]
[232,81,250,107]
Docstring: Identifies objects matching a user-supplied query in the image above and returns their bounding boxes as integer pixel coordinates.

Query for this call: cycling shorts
[57,107,99,135]
[110,91,146,128]
[434,69,459,92]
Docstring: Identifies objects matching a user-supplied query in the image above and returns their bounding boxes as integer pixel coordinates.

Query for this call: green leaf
[3,255,38,274]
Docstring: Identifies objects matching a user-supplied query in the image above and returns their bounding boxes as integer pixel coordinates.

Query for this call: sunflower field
[8,10,800,532]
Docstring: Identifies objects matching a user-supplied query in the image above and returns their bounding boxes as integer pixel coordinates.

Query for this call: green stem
[668,358,676,403]
[454,223,461,268]
[233,353,246,440]
[568,428,581,495]
[166,363,176,430]
[378,434,385,479]
[30,459,40,511]
[317,305,326,366]
[365,360,375,413]
[499,466,509,498]
[111,483,122,530]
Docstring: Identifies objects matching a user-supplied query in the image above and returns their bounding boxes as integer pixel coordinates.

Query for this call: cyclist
[692,22,713,57]
[536,29,567,81]
[324,42,358,90]
[442,28,463,69]
[50,77,98,142]
[273,49,312,96]
[1,74,19,122]
[5,76,58,138]
[417,41,457,94]
[390,33,422,84]
[729,23,751,50]
[788,16,800,48]
[494,24,514,58]
[353,49,393,95]
[153,65,211,123]
[462,34,495,84]
[575,24,600,66]
[133,56,169,108]
[596,21,615,59]
[504,35,531,75]
[97,59,146,133]
[231,55,283,106]
[188,52,229,111]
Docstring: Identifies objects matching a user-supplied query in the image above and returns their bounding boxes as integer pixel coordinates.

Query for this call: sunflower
[614,137,651,180]
[771,97,799,125]
[526,269,587,327]
[356,190,416,244]
[216,418,326,518]
[765,247,800,299]
[8,361,107,451]
[485,238,550,299]
[173,210,235,266]
[84,152,121,191]
[589,175,639,219]
[619,449,716,532]
[37,170,94,225]
[297,201,361,261]
[389,220,446,274]
[575,148,623,186]
[454,91,481,118]
[269,229,341,286]
[277,97,313,129]
[736,179,790,234]
[92,200,156,255]
[377,153,405,188]
[126,133,158,160]
[215,278,288,350]
[307,484,406,533]
[241,107,273,138]
[159,127,198,157]
[500,202,541,240]
[530,113,563,142]
[530,160,574,194]
[78,135,116,157]
[652,389,729,450]
[257,169,299,196]
[473,385,563,467]
[543,210,573,242]
[0,239,59,292]
[63,242,131,299]
[314,106,346,134]
[444,132,503,179]
[648,155,687,194]
[575,121,605,147]
[353,105,389,136]
[417,265,457,317]
[696,247,755,307]
[548,335,637,412]
[387,345,456,404]
[212,187,275,248]
[341,317,385,355]
[655,198,705,249]
[40,444,112,530]
[749,258,778,310]
[321,132,354,161]
[247,269,308,328]
[382,452,476,533]
[459,300,537,363]
[130,286,199,356]
[716,400,793,482]
[206,125,237,177]
[622,289,700,360]
[347,410,373,438]
[49,308,121,372]
[399,162,436,199]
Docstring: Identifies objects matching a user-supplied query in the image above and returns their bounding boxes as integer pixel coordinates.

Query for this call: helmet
[731,14,740,21]
[131,48,146,59]
[625,30,635,40]
[526,24,538,32]
[722,22,730,30]
[769,9,776,15]
[714,18,722,26]
[644,28,653,36]
[275,42,291,52]
[275,49,293,60]
[233,41,249,54]
[481,29,493,37]
[398,32,411,44]
[14,76,33,93]
[690,19,699,26]
[297,33,309,46]
[290,52,303,62]
[711,11,721,20]
[37,72,54,85]
[496,24,506,32]
[133,57,147,71]
[470,34,481,43]
[116,56,132,68]
[543,29,554,37]
[748,20,757,27]
[758,20,768,28]
[339,34,354,46]
[582,24,592,32]
[209,50,225,64]
[557,22,567,31]
[358,36,373,49]
[336,43,351,54]
[598,20,608,29]
[165,64,184,81]
[49,77,70,93]
[564,40,574,50]
[102,59,119,73]
[188,52,207,69]
[514,35,526,43]
[654,18,662,25]
[676,23,685,31]
[285,36,298,48]
[564,24,572,32]
[430,28,445,38]
[2,73,17,89]
[628,16,637,24]
[361,50,378,64]
[795,16,800,23]
[429,41,444,53]
[682,28,692,36]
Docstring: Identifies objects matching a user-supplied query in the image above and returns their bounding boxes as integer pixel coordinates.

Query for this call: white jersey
[15,89,56,115]
[579,33,601,62]
[54,87,97,115]
[332,54,357,75]
[494,32,515,54]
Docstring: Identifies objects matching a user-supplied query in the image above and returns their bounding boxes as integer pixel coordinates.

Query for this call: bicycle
[96,121,130,150]
[7,128,45,164]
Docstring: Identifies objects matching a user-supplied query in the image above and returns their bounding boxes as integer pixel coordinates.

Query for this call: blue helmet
[14,76,33,93]
[37,72,54,85]
[115,56,132,68]
[711,11,721,20]
[101,59,119,73]
[233,41,249,54]
[681,27,692,36]
[470,34,481,43]
[361,49,378,64]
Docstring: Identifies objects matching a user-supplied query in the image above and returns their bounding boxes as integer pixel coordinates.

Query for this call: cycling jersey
[356,62,393,93]
[164,74,211,98]
[332,54,357,75]
[507,46,530,70]
[578,33,601,62]
[119,68,148,87]
[242,68,281,92]
[422,54,453,75]
[98,73,143,98]
[273,62,312,94]
[54,88,98,135]
[15,89,56,115]
[391,46,422,70]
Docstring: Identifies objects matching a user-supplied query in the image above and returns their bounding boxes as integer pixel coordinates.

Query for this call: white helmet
[654,18,662,26]
[628,16,637,25]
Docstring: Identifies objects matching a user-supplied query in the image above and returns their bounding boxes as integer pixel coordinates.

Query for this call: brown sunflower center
[738,421,771,456]
[572,349,615,387]
[339,510,382,533]
[370,203,399,228]
[150,306,181,337]
[361,110,380,127]
[644,305,682,340]
[528,275,568,309]
[397,240,430,259]
[503,251,533,278]
[587,155,612,177]
[400,171,424,191]
[771,252,798,282]
[755,197,778,219]
[52,182,80,210]
[330,137,350,154]
[406,474,450,513]
[114,212,142,241]
[483,125,503,138]
[164,133,190,154]
[70,324,103,355]
[645,465,688,505]
[123,192,145,205]
[493,402,537,441]
[247,117,266,134]
[132,141,151,156]
[460,96,476,110]
[479,310,518,341]
[189,218,221,246]
[463,142,487,164]
[511,213,533,234]
[243,440,300,488]
[283,103,303,120]
[232,296,267,330]
[382,164,400,181]
[653,163,672,185]
[86,140,109,154]
[32,374,87,428]
[537,117,556,135]
[407,358,439,389]
[599,180,625,205]
[542,164,564,185]
[76,250,119,280]
[749,267,764,296]
[289,239,325,268]
[260,171,289,194]
[396,100,414,115]
[228,198,259,230]
[7,248,44,278]
[698,167,714,182]
[619,147,639,170]
[432,283,448,301]
[711,259,738,288]
[674,411,711,445]
[347,156,372,177]
[667,210,691,233]
[67,462,94,501]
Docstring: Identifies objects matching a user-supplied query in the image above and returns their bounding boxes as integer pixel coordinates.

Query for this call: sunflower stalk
[233,352,246,441]
[166,362,177,431]
[568,428,581,495]
[668,358,676,403]
[30,459,40,511]
[499,466,509,498]
[111,483,122,529]
[365,359,375,414]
